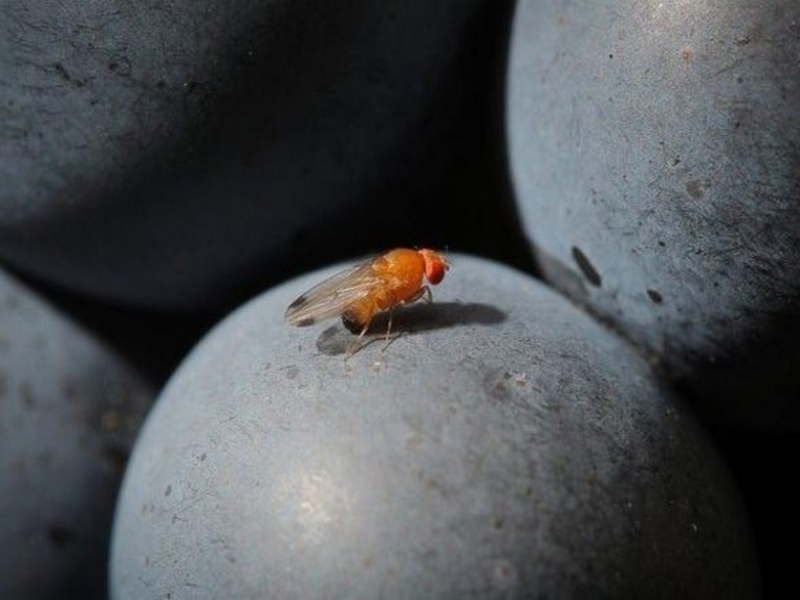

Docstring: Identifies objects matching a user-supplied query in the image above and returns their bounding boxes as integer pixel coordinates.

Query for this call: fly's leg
[385,311,393,344]
[380,287,430,352]
[343,303,378,360]
[345,320,371,360]
[381,310,401,351]
[376,286,433,352]
[404,286,432,305]
[421,286,432,304]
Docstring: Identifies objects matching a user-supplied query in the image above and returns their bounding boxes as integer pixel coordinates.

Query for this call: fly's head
[419,249,450,286]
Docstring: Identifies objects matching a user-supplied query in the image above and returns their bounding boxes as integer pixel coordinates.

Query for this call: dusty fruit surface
[507,0,800,430]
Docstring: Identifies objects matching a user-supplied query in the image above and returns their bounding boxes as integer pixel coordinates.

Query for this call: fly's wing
[285,261,381,327]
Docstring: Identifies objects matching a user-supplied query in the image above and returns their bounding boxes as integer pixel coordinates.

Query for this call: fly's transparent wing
[285,261,381,326]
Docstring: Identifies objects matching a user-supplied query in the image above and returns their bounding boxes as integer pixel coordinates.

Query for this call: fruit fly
[285,248,450,355]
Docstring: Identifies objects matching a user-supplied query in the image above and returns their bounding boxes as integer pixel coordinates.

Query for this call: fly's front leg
[404,285,432,305]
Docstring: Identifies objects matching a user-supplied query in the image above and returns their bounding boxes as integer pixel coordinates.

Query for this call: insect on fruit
[285,248,450,355]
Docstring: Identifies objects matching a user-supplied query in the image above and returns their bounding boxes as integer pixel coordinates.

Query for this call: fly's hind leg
[381,310,401,352]
[343,320,373,361]
[342,308,377,360]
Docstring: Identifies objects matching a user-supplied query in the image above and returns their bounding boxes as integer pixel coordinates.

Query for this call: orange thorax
[369,248,426,310]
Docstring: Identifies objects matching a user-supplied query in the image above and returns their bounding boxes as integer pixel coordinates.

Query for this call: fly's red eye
[425,259,446,285]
